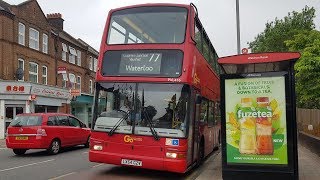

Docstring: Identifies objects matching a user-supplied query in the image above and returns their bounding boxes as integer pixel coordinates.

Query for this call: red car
[6,113,91,155]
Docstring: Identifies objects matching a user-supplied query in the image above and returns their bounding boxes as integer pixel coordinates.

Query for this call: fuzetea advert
[225,76,287,165]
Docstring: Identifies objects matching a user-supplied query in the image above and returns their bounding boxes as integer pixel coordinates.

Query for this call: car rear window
[10,116,42,127]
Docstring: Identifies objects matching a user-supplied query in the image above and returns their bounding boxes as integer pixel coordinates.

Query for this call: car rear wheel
[13,149,27,155]
[48,139,60,155]
[84,136,90,148]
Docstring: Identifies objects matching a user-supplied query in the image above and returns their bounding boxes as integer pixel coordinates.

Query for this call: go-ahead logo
[124,135,142,143]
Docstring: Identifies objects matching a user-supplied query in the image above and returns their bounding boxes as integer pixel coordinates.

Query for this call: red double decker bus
[89,3,222,173]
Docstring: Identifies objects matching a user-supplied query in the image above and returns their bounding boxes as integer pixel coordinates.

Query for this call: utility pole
[236,0,241,54]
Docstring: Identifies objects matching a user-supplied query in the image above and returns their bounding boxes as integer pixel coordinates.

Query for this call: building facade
[0,0,98,139]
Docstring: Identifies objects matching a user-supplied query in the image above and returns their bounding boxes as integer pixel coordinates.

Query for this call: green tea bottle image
[256,97,274,155]
[239,98,257,154]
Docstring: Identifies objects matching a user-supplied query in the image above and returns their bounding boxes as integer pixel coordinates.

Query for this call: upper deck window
[107,6,188,44]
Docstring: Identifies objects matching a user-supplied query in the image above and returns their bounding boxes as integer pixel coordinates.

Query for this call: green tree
[248,6,315,52]
[286,30,320,108]
[247,6,319,109]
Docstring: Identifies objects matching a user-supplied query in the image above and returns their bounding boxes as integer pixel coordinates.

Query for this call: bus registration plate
[121,159,142,166]
[16,136,28,140]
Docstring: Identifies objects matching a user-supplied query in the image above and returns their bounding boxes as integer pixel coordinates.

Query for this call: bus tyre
[48,139,60,155]
[84,136,90,148]
[13,149,27,155]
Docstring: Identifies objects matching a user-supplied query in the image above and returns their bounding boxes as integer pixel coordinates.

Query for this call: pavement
[195,144,320,180]
[0,138,6,149]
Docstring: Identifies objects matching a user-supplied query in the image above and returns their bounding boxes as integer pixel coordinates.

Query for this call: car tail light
[37,128,47,136]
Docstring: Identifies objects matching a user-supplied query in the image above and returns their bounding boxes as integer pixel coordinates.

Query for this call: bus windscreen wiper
[142,108,160,141]
[108,111,129,136]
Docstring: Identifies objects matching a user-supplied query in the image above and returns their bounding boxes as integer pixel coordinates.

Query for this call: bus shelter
[218,52,300,180]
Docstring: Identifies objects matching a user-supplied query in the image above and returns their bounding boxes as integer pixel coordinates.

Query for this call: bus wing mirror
[196,94,202,104]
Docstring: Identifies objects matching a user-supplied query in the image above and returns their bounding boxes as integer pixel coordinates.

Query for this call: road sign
[70,89,81,96]
[241,48,248,54]
[57,67,67,74]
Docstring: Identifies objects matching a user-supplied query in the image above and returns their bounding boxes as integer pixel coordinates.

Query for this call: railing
[297,108,320,138]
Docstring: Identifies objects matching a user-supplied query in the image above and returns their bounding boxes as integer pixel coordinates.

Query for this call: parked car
[6,113,91,155]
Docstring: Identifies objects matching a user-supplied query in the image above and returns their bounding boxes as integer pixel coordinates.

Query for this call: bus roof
[218,52,300,65]
[109,3,190,12]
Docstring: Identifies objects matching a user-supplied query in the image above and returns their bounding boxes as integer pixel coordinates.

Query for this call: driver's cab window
[200,99,208,123]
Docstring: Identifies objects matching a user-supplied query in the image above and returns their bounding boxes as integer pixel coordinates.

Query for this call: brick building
[0,0,98,139]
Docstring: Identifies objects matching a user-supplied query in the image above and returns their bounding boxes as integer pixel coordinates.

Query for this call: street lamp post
[236,0,241,54]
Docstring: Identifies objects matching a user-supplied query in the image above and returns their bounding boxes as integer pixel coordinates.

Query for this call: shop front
[0,81,70,139]
[71,94,93,128]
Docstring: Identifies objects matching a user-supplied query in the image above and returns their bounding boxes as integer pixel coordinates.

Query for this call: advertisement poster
[225,76,287,165]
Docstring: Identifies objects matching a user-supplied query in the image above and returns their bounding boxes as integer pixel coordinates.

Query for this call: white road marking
[0,159,55,172]
[82,151,88,154]
[0,148,7,150]
[48,172,75,180]
[92,164,103,168]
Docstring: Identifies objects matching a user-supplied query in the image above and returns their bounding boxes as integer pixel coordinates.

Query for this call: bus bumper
[89,150,187,173]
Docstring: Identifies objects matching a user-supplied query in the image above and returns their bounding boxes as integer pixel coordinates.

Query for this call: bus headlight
[93,145,103,151]
[166,152,177,159]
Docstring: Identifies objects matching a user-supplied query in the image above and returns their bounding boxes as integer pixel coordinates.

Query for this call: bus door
[192,93,201,163]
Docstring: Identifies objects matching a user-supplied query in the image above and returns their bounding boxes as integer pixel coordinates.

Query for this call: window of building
[18,23,25,46]
[76,76,81,90]
[42,66,47,85]
[89,79,93,94]
[62,43,67,61]
[89,56,93,70]
[77,50,81,66]
[93,58,97,72]
[69,73,76,89]
[42,33,48,54]
[69,46,77,64]
[18,58,24,81]
[35,106,58,113]
[62,73,68,88]
[29,62,38,83]
[29,28,39,50]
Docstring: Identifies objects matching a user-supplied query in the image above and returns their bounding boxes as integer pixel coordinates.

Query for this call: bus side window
[208,101,214,127]
[200,99,208,123]
[215,102,221,125]
[195,20,202,52]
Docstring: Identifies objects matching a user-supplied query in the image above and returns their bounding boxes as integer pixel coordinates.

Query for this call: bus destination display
[119,53,162,74]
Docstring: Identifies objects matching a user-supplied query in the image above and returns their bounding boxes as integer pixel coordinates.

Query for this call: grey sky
[5,0,320,57]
